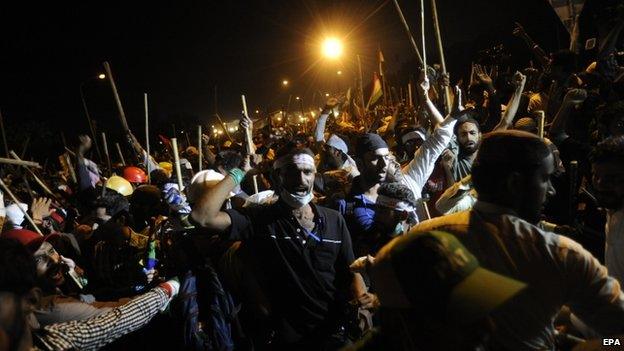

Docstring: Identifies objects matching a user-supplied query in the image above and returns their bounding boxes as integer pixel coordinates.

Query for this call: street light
[322,38,343,59]
[98,74,106,80]
[282,80,289,86]
[295,96,300,100]
[337,70,342,75]
[325,93,330,97]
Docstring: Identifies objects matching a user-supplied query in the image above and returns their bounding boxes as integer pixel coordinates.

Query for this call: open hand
[31,197,53,222]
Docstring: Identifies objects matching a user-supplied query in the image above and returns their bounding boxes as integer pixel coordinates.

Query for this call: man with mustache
[411,130,624,350]
[448,117,482,182]
[191,146,371,349]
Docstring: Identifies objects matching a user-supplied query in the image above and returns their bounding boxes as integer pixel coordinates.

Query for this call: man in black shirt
[191,147,370,349]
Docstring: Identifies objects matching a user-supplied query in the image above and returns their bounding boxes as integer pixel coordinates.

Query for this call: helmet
[106,175,134,196]
[123,166,147,183]
[158,162,173,177]
[186,169,234,203]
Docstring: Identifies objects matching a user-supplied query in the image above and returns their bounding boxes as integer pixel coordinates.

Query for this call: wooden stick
[103,61,140,163]
[184,131,191,149]
[115,143,126,166]
[392,0,424,65]
[101,132,112,176]
[9,151,55,198]
[241,95,255,155]
[252,175,259,195]
[80,84,102,161]
[357,55,366,112]
[431,0,452,113]
[420,0,427,69]
[0,158,41,168]
[144,93,150,183]
[197,125,203,172]
[171,138,184,191]
[65,153,77,184]
[537,110,545,139]
[408,82,413,107]
[569,160,578,221]
[103,62,130,132]
[20,136,30,159]
[215,113,234,143]
[0,179,42,235]
[0,109,9,158]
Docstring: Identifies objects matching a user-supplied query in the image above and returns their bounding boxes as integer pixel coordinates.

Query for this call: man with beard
[449,117,481,182]
[591,136,624,285]
[0,238,179,350]
[0,229,128,327]
[191,147,371,349]
[411,130,624,350]
[338,76,459,237]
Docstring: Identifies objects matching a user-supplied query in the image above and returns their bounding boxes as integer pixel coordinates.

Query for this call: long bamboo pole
[430,0,452,113]
[171,138,184,191]
[392,0,424,65]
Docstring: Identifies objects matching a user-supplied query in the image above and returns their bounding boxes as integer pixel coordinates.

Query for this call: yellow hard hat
[158,162,173,177]
[105,175,134,196]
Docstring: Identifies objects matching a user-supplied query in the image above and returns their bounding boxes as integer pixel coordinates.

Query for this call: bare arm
[418,70,445,126]
[548,89,587,142]
[190,175,237,231]
[494,71,527,131]
[513,22,550,68]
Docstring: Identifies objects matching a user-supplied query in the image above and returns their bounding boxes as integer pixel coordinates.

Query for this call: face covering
[280,188,313,209]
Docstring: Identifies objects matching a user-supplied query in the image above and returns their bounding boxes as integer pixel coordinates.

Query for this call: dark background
[0,0,586,159]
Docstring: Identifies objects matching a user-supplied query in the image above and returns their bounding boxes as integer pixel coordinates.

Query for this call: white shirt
[605,208,624,285]
[400,115,456,220]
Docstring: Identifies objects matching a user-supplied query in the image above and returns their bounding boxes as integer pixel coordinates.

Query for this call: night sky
[0,0,567,155]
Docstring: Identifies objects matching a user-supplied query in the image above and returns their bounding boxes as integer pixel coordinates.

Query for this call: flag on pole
[366,72,383,109]
[548,0,584,33]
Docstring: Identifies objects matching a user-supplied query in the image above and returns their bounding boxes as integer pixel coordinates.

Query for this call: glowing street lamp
[282,80,289,86]
[325,93,330,97]
[322,37,343,59]
[295,96,300,100]
[98,73,106,80]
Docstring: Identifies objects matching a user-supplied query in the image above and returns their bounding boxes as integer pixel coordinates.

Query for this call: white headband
[401,130,426,145]
[376,194,416,212]
[273,153,316,170]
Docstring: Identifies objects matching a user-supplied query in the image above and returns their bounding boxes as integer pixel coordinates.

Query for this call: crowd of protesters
[1,8,624,351]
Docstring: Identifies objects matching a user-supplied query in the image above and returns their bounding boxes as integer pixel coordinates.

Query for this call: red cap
[1,229,59,253]
[123,166,147,183]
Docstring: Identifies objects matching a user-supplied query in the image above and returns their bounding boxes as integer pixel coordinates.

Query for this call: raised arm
[314,98,339,145]
[548,88,587,142]
[493,71,527,131]
[418,70,445,126]
[512,22,550,68]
